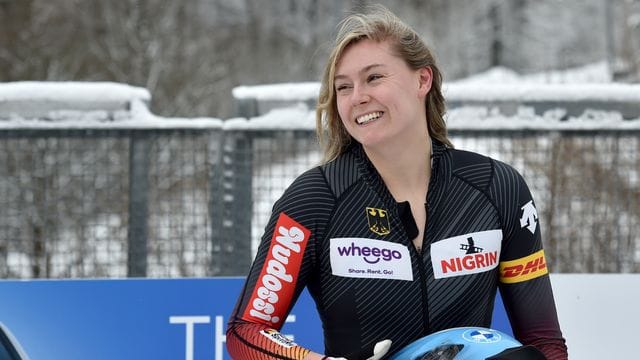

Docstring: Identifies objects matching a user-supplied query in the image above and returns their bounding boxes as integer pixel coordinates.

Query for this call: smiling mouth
[356,111,383,125]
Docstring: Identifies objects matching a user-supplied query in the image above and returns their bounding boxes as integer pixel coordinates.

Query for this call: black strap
[486,345,547,360]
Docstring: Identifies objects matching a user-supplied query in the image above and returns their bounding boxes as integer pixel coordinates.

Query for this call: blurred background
[1,0,639,118]
[0,0,639,279]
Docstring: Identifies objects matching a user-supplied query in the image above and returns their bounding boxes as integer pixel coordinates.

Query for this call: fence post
[127,132,150,277]
[211,131,253,276]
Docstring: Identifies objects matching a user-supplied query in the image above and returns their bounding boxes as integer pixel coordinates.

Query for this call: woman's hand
[367,339,392,360]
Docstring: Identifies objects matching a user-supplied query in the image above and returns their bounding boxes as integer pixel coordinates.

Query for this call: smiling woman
[316,6,451,164]
[226,4,568,360]
[333,39,431,153]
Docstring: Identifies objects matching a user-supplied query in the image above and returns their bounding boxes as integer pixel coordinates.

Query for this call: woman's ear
[417,67,433,97]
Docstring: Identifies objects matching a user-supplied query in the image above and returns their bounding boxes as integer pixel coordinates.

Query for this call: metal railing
[0,125,638,278]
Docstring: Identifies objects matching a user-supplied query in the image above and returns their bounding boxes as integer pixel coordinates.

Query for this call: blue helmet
[389,327,540,360]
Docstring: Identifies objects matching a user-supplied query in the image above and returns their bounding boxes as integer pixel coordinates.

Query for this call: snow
[223,104,316,130]
[445,62,640,103]
[229,62,639,104]
[230,80,640,104]
[232,82,320,101]
[453,62,613,84]
[1,62,638,130]
[0,81,150,103]
[443,83,640,102]
[236,79,640,103]
[225,62,640,131]
[446,106,640,130]
[0,98,224,129]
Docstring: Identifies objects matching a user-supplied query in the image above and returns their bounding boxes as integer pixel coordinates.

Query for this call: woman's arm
[492,160,568,360]
[226,168,336,359]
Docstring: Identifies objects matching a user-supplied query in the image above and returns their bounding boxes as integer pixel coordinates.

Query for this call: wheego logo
[330,238,413,281]
[499,249,548,284]
[336,242,402,264]
[241,213,310,327]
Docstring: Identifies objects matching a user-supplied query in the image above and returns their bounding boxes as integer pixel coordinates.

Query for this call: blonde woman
[227,5,567,360]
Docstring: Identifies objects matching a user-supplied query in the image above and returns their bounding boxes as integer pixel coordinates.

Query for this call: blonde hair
[316,4,452,163]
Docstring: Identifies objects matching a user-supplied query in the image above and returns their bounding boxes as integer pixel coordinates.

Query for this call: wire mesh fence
[0,127,638,278]
[451,130,639,273]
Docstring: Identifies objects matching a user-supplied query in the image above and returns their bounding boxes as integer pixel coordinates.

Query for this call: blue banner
[0,278,511,360]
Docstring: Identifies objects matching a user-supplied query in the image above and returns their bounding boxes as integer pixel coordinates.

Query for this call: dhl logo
[499,249,548,284]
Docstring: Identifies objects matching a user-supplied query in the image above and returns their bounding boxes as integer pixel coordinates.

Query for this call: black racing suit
[227,140,568,360]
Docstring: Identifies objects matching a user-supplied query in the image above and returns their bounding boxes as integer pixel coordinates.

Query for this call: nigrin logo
[336,242,402,264]
[441,251,498,274]
[431,230,502,279]
[441,237,497,274]
[460,237,483,254]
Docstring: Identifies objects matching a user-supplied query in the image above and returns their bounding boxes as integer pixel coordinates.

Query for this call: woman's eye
[336,84,351,92]
[367,74,383,82]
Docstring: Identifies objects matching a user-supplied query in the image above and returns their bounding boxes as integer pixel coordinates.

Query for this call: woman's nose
[351,85,370,106]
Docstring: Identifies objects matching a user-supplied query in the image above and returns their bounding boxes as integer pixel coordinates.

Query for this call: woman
[227,5,568,360]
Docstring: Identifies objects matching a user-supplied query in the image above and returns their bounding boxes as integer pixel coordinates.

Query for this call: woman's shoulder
[272,166,336,214]
[448,147,492,169]
[319,148,362,199]
[285,166,331,194]
[278,145,362,201]
[447,148,524,188]
[448,147,522,172]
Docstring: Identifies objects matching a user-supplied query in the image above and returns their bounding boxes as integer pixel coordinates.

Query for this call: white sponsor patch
[242,213,309,327]
[330,238,413,281]
[431,230,502,279]
[259,329,297,348]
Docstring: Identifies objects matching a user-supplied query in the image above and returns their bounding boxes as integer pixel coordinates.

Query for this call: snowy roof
[0,81,151,103]
[0,81,151,120]
[446,106,640,130]
[232,81,640,103]
[2,63,639,131]
[232,82,320,101]
[231,62,639,103]
[224,103,315,130]
[231,81,640,122]
[443,83,640,103]
[230,62,640,119]
[0,96,224,130]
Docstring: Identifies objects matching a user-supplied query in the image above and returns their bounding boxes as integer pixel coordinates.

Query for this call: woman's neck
[364,134,432,200]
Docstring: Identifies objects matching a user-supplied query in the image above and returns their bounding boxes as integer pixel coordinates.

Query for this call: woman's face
[334,38,432,150]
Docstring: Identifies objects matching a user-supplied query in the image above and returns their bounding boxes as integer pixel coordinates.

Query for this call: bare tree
[1,0,638,118]
[616,0,640,81]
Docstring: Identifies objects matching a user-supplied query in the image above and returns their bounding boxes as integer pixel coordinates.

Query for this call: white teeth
[356,111,383,125]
